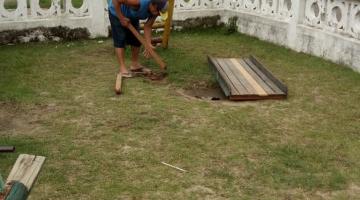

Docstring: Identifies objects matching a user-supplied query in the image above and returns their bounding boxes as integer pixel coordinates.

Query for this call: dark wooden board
[237,59,275,95]
[249,56,288,95]
[243,58,284,95]
[208,57,232,96]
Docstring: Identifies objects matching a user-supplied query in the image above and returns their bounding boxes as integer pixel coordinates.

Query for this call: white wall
[174,0,360,73]
[0,0,360,72]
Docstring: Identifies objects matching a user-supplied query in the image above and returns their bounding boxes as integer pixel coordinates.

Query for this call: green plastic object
[5,181,29,200]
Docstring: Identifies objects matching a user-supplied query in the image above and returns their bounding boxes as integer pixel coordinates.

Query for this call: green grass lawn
[0,28,360,199]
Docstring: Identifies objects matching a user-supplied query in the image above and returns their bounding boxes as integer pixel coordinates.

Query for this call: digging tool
[114,73,123,95]
[127,23,167,71]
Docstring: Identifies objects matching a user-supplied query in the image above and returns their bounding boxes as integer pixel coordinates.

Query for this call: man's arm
[143,16,157,47]
[113,0,140,27]
[112,0,129,27]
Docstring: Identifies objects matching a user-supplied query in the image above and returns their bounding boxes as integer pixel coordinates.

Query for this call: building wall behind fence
[1,0,360,72]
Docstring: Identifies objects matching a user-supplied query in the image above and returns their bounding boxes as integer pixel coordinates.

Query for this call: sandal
[121,72,133,78]
[130,66,152,75]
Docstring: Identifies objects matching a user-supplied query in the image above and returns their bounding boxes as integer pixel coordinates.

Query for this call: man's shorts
[109,13,141,48]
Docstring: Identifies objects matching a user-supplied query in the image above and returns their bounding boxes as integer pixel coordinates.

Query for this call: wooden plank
[208,57,231,96]
[22,156,45,191]
[216,58,251,95]
[6,154,28,183]
[243,58,284,94]
[229,59,268,96]
[217,58,252,95]
[221,59,258,95]
[249,56,288,94]
[6,154,46,191]
[208,57,237,96]
[115,73,122,95]
[237,59,275,95]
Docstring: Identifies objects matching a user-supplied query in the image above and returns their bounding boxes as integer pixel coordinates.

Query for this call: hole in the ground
[179,86,227,101]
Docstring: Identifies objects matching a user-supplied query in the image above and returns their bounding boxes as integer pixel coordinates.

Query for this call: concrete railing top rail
[1,0,360,72]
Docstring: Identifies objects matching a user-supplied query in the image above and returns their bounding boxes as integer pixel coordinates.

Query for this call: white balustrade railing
[304,0,360,39]
[0,0,359,72]
[0,0,102,36]
[1,0,359,39]
[0,0,90,20]
[174,0,222,10]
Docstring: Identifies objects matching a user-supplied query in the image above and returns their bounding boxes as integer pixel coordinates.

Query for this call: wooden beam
[6,154,46,191]
[162,0,175,48]
[115,73,122,95]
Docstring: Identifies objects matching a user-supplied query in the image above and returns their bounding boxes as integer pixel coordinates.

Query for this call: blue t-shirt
[108,0,153,20]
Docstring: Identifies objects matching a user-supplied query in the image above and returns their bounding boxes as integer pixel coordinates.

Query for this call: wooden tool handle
[127,24,167,70]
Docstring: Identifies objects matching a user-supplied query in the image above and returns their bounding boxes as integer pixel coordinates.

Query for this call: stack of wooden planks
[0,154,45,200]
[208,56,288,101]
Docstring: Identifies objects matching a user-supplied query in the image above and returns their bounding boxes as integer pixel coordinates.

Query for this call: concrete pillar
[287,0,305,50]
[88,1,108,38]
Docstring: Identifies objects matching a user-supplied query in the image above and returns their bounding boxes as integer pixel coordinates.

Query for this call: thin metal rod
[161,162,187,172]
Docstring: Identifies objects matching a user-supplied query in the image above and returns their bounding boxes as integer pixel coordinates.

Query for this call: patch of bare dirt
[315,183,360,199]
[176,88,259,107]
[177,87,226,101]
[180,185,227,200]
[0,102,57,136]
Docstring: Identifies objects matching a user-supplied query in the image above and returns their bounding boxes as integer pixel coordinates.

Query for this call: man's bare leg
[115,48,128,74]
[130,46,141,69]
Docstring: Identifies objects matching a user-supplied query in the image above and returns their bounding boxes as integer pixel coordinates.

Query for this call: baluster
[349,1,360,39]
[65,0,89,17]
[278,0,294,19]
[261,0,279,16]
[30,0,61,18]
[325,0,348,32]
[0,0,27,20]
[304,0,325,26]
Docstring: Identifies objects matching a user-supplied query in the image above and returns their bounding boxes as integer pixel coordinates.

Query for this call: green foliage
[226,16,238,35]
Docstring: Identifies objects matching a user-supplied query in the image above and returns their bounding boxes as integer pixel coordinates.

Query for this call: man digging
[109,0,168,78]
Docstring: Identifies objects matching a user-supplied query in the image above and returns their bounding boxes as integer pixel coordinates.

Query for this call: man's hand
[143,43,156,59]
[120,17,130,27]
